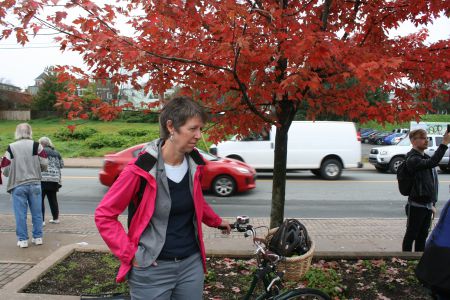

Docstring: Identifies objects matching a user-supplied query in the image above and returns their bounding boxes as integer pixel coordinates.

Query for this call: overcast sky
[0,16,449,90]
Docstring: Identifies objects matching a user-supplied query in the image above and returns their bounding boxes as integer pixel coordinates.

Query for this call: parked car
[99,143,257,197]
[361,129,378,143]
[369,135,450,173]
[369,131,390,144]
[387,133,408,145]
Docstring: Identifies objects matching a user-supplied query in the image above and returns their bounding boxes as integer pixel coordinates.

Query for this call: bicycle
[221,215,331,300]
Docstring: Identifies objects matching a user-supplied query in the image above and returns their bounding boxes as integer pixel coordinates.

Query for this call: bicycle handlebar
[219,220,283,264]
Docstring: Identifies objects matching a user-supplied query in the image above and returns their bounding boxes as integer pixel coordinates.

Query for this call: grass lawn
[0,119,164,158]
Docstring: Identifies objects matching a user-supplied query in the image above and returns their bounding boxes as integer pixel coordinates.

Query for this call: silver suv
[369,135,450,173]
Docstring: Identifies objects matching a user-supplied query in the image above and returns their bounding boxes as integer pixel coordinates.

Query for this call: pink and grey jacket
[95,140,222,282]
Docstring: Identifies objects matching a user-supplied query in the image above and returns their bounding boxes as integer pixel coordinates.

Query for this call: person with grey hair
[39,137,64,225]
[95,96,231,299]
[1,123,48,248]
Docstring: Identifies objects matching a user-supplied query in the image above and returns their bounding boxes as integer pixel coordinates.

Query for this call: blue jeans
[12,183,43,241]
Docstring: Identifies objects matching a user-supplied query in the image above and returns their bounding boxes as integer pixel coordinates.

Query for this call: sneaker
[42,221,46,226]
[17,240,28,248]
[49,219,60,224]
[32,238,43,245]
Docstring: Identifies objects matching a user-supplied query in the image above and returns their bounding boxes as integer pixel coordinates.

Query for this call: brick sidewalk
[0,214,407,251]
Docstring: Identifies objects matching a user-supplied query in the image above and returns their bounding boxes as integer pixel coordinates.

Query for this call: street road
[1,168,449,218]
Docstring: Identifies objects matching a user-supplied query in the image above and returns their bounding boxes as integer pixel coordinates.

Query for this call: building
[26,71,48,95]
[0,83,22,93]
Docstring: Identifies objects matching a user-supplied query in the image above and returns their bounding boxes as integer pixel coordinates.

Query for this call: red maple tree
[2,0,449,227]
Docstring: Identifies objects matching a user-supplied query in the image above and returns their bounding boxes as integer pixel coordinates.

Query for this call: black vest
[157,172,199,259]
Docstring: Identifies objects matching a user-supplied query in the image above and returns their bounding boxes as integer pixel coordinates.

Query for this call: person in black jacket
[402,128,450,252]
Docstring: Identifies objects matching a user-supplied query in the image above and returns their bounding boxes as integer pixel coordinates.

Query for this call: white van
[209,121,362,180]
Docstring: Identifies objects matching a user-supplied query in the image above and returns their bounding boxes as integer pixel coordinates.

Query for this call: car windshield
[397,137,411,146]
[198,149,219,161]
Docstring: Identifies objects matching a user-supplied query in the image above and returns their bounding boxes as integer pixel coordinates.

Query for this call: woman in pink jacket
[95,97,230,300]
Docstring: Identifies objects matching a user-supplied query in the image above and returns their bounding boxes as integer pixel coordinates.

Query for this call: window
[428,137,434,147]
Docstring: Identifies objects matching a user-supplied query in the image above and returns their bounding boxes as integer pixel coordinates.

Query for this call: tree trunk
[270,124,290,228]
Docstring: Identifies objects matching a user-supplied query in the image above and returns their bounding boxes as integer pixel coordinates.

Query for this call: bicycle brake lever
[267,276,281,292]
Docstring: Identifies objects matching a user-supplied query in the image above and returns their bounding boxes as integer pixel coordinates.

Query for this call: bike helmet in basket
[269,219,310,257]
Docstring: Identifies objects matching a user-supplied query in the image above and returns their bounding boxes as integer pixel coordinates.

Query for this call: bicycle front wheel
[276,288,331,300]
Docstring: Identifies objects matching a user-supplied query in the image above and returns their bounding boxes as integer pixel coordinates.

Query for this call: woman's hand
[218,220,231,234]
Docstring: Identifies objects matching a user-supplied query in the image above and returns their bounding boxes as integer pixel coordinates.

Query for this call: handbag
[415,243,450,295]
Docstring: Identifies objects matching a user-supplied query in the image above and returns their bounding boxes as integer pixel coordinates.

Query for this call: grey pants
[128,252,204,300]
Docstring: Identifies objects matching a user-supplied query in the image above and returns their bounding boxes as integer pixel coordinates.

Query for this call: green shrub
[54,127,98,140]
[118,129,150,137]
[85,134,128,149]
[304,267,346,298]
[121,111,159,123]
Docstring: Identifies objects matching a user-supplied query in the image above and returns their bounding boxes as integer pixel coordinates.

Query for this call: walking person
[95,97,231,300]
[402,128,450,252]
[0,123,48,248]
[39,137,64,225]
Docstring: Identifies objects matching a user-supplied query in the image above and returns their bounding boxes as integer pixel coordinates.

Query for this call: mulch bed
[23,251,432,299]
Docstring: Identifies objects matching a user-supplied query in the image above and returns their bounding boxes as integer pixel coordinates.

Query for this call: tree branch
[321,0,333,31]
[342,0,361,41]
[232,71,273,124]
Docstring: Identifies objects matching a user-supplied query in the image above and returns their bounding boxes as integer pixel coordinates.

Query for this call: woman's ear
[166,120,174,134]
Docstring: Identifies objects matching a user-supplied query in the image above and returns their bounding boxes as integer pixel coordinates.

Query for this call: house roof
[35,72,48,80]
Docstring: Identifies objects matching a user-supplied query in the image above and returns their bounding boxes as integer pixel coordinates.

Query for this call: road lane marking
[259,179,450,183]
[62,176,98,179]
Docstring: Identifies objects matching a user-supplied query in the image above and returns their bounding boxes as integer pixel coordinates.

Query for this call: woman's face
[169,116,204,153]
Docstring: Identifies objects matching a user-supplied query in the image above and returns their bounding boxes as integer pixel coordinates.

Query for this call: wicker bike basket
[266,227,315,281]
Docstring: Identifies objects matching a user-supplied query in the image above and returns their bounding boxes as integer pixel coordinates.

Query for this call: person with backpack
[95,97,231,300]
[1,123,48,248]
[39,137,64,225]
[402,128,450,252]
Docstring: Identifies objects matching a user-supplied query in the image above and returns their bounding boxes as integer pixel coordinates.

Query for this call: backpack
[127,152,156,229]
[397,157,414,196]
[415,199,450,296]
[127,176,147,229]
[268,219,310,257]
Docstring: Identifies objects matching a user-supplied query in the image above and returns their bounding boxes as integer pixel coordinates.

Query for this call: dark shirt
[158,172,199,259]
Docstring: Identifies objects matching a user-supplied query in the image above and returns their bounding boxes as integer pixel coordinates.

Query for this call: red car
[99,143,257,197]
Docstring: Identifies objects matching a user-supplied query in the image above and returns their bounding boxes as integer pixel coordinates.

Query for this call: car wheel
[227,155,244,162]
[212,175,236,197]
[311,169,321,176]
[389,157,404,174]
[320,159,342,180]
[439,166,450,173]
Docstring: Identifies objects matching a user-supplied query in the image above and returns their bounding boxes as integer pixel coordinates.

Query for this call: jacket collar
[139,138,205,171]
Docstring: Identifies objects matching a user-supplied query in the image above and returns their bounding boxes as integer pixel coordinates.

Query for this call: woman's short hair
[409,129,427,141]
[159,96,208,140]
[15,123,33,140]
[39,136,54,148]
